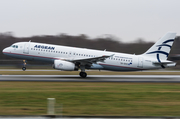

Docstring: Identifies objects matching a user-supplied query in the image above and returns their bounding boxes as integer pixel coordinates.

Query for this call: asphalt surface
[0,75,180,82]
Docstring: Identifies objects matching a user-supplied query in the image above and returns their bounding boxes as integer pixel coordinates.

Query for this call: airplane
[2,32,177,78]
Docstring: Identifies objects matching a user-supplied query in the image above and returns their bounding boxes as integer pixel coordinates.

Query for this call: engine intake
[54,60,77,71]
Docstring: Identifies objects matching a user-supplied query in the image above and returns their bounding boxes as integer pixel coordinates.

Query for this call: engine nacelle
[53,60,76,71]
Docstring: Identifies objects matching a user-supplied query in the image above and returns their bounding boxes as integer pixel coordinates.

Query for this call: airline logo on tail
[146,39,174,63]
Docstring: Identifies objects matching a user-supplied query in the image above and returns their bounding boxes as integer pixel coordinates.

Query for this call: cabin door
[23,42,30,54]
[138,57,143,68]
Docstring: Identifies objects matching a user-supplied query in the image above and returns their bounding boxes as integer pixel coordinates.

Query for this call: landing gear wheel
[22,67,26,71]
[79,72,87,78]
[22,60,27,71]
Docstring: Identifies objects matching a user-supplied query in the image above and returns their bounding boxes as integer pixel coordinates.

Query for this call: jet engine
[53,60,78,71]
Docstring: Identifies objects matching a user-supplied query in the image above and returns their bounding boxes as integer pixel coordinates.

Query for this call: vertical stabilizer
[142,32,176,63]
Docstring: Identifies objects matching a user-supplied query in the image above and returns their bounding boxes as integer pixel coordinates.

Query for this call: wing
[67,54,114,65]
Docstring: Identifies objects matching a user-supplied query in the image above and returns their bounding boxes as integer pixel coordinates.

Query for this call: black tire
[22,67,26,71]
[79,72,87,78]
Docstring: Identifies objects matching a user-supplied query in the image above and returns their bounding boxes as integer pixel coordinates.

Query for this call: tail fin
[142,32,176,62]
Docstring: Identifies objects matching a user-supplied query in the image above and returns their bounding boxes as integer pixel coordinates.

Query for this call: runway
[0,75,180,82]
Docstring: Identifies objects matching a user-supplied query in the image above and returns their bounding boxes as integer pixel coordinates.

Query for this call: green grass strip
[0,82,179,116]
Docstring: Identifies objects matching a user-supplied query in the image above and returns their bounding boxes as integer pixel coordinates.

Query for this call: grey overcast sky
[0,0,180,42]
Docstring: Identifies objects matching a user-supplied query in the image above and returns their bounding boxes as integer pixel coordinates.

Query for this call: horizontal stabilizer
[153,60,175,65]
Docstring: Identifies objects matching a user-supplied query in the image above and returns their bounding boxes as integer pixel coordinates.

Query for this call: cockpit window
[11,45,15,48]
[10,45,18,48]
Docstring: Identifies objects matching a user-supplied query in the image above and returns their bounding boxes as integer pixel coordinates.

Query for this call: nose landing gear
[22,60,26,71]
[22,67,26,71]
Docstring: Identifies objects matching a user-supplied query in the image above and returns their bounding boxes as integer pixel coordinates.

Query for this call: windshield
[10,45,18,48]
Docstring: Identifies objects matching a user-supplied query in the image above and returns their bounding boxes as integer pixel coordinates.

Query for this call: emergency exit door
[138,57,143,68]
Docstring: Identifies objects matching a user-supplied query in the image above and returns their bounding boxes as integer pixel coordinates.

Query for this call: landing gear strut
[22,60,26,71]
[79,72,87,78]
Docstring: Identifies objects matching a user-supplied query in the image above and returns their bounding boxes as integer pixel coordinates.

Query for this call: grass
[0,82,180,116]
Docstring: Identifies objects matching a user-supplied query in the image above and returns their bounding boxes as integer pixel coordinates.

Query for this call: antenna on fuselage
[29,40,31,42]
[104,49,106,51]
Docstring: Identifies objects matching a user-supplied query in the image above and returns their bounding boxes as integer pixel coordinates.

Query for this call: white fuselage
[2,42,163,71]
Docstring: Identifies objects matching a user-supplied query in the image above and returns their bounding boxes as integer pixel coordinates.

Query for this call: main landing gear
[79,65,87,78]
[22,60,26,71]
[79,72,87,78]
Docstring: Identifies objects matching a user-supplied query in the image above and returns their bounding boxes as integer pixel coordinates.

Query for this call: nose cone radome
[2,47,8,54]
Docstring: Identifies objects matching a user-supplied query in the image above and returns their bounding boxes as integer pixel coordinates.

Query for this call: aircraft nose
[2,47,8,54]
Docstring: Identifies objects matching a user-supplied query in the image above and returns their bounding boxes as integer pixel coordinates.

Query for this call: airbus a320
[2,32,177,78]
